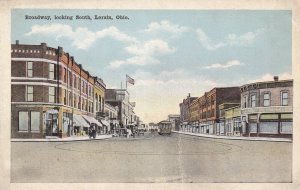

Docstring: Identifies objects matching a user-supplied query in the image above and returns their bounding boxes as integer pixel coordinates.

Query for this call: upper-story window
[49,87,55,103]
[27,62,33,77]
[26,86,33,101]
[73,74,76,89]
[251,94,256,107]
[243,96,247,108]
[49,63,55,79]
[63,68,67,83]
[263,93,270,107]
[63,89,67,105]
[68,71,72,87]
[281,91,288,106]
[88,86,91,96]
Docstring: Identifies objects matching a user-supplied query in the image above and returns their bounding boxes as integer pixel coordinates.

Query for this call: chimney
[16,40,19,45]
[274,76,279,82]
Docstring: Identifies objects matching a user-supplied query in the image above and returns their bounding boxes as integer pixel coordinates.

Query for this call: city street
[11,133,292,183]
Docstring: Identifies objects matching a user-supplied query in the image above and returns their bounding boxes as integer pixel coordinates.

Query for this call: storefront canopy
[73,114,90,128]
[100,119,110,127]
[46,109,58,114]
[82,115,102,127]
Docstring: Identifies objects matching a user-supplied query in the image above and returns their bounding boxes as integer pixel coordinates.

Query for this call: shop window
[263,93,270,107]
[27,61,33,77]
[281,92,288,106]
[31,112,40,132]
[251,94,256,107]
[49,87,55,103]
[19,111,28,131]
[26,86,33,102]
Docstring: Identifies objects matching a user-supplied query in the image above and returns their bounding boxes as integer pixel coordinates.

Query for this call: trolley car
[158,120,172,135]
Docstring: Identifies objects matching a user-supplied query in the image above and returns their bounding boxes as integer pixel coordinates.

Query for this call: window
[263,93,270,107]
[243,96,247,108]
[78,78,80,90]
[64,68,67,83]
[31,112,40,132]
[64,89,67,105]
[73,74,76,88]
[89,86,91,96]
[27,62,33,77]
[68,71,72,86]
[49,87,55,103]
[281,92,288,106]
[73,94,76,108]
[26,86,33,102]
[49,63,55,79]
[19,112,28,131]
[251,94,256,107]
[69,92,72,106]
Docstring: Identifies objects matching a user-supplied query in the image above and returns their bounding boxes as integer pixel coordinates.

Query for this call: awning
[100,119,110,127]
[73,114,90,128]
[46,109,58,114]
[82,115,102,127]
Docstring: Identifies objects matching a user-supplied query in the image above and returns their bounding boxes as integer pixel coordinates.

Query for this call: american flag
[126,75,135,85]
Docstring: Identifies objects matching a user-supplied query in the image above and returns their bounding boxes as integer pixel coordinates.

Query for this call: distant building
[179,93,197,130]
[168,114,180,131]
[240,77,293,137]
[104,103,118,133]
[219,105,241,136]
[188,87,241,134]
[105,89,133,127]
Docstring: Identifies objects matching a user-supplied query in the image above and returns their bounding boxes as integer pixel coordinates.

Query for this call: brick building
[187,87,241,134]
[240,77,293,137]
[179,93,197,131]
[11,41,103,138]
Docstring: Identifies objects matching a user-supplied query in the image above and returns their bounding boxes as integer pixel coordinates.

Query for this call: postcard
[1,0,300,190]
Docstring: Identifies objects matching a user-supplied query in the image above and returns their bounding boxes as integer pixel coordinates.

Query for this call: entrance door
[46,114,58,136]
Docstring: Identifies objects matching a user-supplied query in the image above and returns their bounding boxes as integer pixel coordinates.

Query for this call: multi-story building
[11,41,101,138]
[168,114,180,131]
[93,77,106,133]
[240,77,293,137]
[218,104,241,136]
[105,89,132,127]
[188,87,241,134]
[218,103,240,135]
[104,102,118,133]
[179,93,197,131]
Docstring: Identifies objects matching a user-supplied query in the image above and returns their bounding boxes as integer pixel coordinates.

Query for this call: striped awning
[73,114,90,128]
[82,115,102,127]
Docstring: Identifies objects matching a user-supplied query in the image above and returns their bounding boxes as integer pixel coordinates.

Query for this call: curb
[11,135,113,142]
[173,131,292,142]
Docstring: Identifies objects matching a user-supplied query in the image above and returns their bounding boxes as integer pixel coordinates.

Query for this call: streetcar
[158,120,172,135]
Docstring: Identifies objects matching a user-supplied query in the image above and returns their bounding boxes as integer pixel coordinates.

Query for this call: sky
[11,9,292,123]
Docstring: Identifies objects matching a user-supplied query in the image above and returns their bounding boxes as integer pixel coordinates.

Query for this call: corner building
[11,41,101,138]
[240,77,293,137]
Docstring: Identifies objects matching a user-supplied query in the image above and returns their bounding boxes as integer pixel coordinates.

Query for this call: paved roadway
[11,133,292,183]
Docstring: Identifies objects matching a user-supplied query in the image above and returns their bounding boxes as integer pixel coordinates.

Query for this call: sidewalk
[11,134,112,142]
[173,131,292,142]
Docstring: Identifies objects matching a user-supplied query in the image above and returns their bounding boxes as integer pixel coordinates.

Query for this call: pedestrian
[92,126,96,139]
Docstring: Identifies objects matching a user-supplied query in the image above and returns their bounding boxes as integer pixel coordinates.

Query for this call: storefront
[73,114,90,135]
[45,109,59,137]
